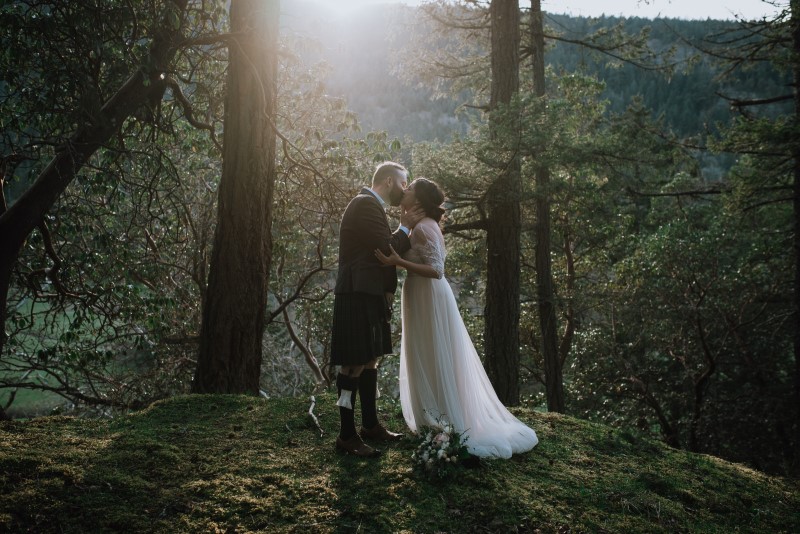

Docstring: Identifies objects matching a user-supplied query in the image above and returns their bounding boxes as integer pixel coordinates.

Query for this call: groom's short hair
[372,161,407,186]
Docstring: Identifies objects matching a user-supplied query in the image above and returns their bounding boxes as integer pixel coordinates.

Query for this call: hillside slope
[1,394,798,533]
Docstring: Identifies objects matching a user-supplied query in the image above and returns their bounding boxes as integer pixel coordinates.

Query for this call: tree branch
[625,186,725,198]
[164,76,223,152]
[442,219,488,234]
[283,307,326,386]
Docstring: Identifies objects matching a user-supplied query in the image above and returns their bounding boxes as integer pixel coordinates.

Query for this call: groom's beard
[388,185,404,207]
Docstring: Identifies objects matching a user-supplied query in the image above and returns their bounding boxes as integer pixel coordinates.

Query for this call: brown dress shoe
[360,423,403,442]
[335,435,381,457]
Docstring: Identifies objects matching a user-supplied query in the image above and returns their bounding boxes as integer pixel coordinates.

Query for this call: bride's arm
[374,245,441,279]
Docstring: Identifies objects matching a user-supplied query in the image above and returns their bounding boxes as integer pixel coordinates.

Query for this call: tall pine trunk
[192,0,279,394]
[485,0,522,405]
[530,0,564,412]
[791,0,800,468]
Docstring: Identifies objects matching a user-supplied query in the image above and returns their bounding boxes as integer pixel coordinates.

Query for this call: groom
[330,161,422,457]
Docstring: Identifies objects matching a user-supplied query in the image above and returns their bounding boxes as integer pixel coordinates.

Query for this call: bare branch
[307,395,324,437]
[283,307,326,386]
[164,76,222,152]
[625,186,726,198]
[442,219,488,234]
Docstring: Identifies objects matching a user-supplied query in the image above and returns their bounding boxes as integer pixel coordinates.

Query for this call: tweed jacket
[334,188,411,296]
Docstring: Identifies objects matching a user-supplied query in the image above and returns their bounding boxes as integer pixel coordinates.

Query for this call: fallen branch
[307,395,324,438]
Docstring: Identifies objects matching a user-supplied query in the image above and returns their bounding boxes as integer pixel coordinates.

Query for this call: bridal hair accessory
[336,389,353,410]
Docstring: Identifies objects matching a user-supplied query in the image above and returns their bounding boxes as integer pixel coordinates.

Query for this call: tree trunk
[0,0,189,360]
[530,0,565,412]
[791,0,800,466]
[192,0,279,394]
[536,167,564,412]
[484,0,522,405]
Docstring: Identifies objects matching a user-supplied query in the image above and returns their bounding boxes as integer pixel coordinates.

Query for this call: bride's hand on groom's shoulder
[375,245,401,266]
[401,205,426,229]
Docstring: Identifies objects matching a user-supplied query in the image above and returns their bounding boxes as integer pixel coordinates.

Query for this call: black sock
[336,373,359,440]
[359,368,379,430]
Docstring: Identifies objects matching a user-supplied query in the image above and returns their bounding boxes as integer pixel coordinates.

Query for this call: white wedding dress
[399,218,539,458]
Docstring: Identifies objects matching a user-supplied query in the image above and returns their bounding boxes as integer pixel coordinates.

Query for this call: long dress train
[399,218,538,458]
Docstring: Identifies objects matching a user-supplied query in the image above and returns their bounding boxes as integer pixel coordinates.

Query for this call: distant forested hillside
[547,15,791,131]
[284,2,790,171]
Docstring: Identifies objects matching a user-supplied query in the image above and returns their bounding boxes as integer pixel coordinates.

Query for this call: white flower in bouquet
[412,414,471,479]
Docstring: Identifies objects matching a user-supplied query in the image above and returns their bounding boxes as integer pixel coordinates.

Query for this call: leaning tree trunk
[192,0,280,394]
[0,0,189,365]
[484,0,522,405]
[530,0,565,412]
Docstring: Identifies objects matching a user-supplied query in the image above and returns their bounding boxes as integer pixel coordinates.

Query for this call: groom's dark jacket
[335,188,412,297]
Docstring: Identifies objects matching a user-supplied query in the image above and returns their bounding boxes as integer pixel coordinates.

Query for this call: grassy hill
[1,393,798,533]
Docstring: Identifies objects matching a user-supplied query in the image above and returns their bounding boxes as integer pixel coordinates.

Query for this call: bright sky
[333,0,783,21]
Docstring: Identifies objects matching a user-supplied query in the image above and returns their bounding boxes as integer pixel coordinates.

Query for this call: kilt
[330,292,393,366]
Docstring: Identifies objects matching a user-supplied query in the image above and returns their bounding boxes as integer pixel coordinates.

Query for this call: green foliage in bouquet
[412,419,472,480]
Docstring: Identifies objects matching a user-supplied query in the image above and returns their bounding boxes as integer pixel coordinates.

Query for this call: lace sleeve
[411,221,445,279]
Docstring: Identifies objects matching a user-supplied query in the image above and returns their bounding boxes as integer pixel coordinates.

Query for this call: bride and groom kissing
[330,161,538,459]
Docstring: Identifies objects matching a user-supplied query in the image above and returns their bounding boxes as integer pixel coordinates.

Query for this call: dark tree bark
[791,0,800,460]
[0,0,189,364]
[530,0,564,413]
[191,0,280,394]
[484,0,522,405]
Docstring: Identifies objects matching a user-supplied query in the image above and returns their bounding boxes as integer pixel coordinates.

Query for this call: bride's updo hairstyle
[413,178,446,223]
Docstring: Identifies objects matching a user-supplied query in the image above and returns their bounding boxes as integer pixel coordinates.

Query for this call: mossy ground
[1,393,798,533]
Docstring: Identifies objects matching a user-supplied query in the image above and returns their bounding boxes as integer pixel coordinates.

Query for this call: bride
[375,178,538,459]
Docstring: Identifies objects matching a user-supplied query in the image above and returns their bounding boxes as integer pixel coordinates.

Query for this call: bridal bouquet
[412,420,471,480]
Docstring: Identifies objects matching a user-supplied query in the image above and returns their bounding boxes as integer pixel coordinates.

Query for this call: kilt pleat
[330,293,392,365]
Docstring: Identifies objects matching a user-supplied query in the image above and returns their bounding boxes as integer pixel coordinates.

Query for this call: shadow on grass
[1,393,798,534]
